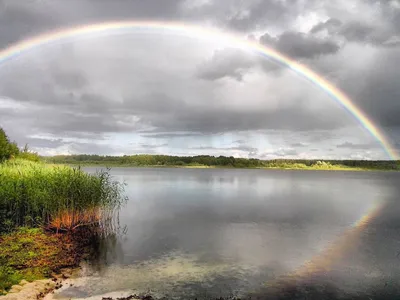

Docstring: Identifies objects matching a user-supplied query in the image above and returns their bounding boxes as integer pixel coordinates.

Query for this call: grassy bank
[0,159,127,293]
[44,154,400,171]
[0,227,99,293]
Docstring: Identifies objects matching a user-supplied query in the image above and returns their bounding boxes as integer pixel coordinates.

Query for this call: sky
[0,0,400,160]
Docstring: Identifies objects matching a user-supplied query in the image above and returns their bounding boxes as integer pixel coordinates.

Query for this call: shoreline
[0,227,104,297]
[1,269,78,300]
[53,163,399,172]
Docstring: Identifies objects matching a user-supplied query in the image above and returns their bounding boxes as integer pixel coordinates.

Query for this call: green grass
[0,228,56,293]
[0,227,98,294]
[0,159,127,232]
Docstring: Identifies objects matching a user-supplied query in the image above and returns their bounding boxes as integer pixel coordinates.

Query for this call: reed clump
[0,159,127,233]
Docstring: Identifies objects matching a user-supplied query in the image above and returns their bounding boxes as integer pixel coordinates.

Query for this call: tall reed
[0,159,127,232]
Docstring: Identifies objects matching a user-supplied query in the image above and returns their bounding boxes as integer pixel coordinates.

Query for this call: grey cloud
[311,18,343,34]
[345,49,400,128]
[277,31,340,59]
[339,21,393,46]
[191,145,258,153]
[290,142,308,147]
[260,31,341,59]
[141,132,208,139]
[0,69,349,143]
[226,0,301,32]
[1,0,399,159]
[0,1,57,47]
[340,22,376,42]
[198,29,340,81]
[133,143,168,149]
[23,137,65,149]
[233,139,246,144]
[0,0,186,48]
[336,142,377,150]
[259,148,298,159]
[196,48,256,81]
[311,18,398,48]
[66,141,117,155]
[259,32,275,46]
[146,104,346,133]
[52,69,88,90]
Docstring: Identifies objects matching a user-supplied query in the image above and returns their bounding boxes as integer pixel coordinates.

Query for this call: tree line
[45,154,400,170]
[2,126,398,170]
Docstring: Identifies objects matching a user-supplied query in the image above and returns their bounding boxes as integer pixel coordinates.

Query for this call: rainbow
[0,21,397,160]
[265,199,385,288]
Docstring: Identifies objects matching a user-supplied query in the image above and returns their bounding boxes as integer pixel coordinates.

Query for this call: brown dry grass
[48,207,102,232]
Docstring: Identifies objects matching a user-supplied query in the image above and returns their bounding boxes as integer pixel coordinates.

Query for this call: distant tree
[18,143,40,162]
[0,127,19,161]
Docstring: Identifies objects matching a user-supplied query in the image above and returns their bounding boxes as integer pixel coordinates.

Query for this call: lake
[54,168,400,299]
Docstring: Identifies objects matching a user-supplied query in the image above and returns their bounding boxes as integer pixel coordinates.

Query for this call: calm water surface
[57,168,400,299]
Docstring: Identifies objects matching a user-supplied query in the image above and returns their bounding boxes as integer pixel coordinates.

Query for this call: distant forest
[44,154,400,171]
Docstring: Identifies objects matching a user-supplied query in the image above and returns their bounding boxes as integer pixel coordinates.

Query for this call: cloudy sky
[0,0,399,159]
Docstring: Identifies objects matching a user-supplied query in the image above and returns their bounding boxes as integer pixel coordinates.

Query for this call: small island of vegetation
[0,128,127,295]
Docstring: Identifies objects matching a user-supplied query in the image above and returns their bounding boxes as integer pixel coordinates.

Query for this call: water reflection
[56,168,400,299]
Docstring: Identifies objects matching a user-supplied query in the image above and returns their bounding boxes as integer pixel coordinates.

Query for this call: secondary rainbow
[0,21,397,159]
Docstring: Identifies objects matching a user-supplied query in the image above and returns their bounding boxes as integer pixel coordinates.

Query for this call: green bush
[0,128,19,162]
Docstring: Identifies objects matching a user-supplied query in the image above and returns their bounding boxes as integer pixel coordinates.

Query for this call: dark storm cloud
[1,40,351,139]
[260,31,341,59]
[275,31,341,59]
[0,0,311,50]
[0,0,186,48]
[145,103,346,133]
[198,29,340,81]
[342,49,400,128]
[1,0,399,158]
[0,1,57,47]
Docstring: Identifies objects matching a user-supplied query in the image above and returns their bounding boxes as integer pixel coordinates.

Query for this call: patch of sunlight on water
[52,252,240,299]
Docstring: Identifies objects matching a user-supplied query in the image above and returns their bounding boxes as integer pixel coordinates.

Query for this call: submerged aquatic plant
[0,159,127,233]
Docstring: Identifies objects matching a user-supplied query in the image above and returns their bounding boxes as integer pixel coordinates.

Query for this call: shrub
[0,128,19,162]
